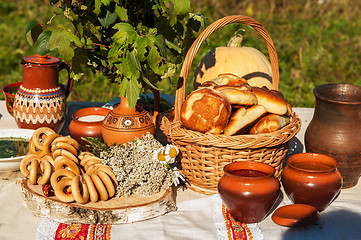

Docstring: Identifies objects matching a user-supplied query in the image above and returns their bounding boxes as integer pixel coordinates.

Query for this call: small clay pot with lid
[282,153,343,212]
[218,161,280,223]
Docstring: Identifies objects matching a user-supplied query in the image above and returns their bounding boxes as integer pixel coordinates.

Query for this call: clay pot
[13,55,73,133]
[305,84,361,188]
[2,82,21,116]
[218,161,280,223]
[102,97,156,145]
[282,153,343,212]
[69,107,111,149]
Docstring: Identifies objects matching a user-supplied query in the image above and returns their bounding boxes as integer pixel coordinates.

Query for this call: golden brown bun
[249,114,291,134]
[180,88,232,134]
[251,87,292,116]
[211,73,248,86]
[214,84,258,106]
[224,105,267,136]
[201,81,219,88]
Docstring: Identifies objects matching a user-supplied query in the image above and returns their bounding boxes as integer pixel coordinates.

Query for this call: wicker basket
[160,15,301,195]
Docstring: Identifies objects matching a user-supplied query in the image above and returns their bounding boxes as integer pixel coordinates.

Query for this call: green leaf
[94,0,101,15]
[129,49,141,72]
[147,45,162,74]
[98,2,118,27]
[48,30,74,61]
[25,21,43,46]
[135,37,151,61]
[126,78,141,109]
[115,5,128,21]
[35,31,51,55]
[101,0,111,6]
[113,23,137,43]
[172,0,190,15]
[154,35,167,58]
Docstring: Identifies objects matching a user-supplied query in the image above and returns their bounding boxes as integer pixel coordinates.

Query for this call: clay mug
[305,83,361,188]
[282,153,343,212]
[69,107,111,149]
[218,161,280,223]
[13,54,74,133]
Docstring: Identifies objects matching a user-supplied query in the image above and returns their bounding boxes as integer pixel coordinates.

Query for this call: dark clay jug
[305,84,361,188]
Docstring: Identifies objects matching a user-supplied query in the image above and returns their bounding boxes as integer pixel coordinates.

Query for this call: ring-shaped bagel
[97,170,116,198]
[83,158,102,171]
[37,159,53,185]
[20,154,42,177]
[78,151,95,161]
[32,127,56,151]
[52,136,79,150]
[80,155,101,167]
[54,178,75,203]
[42,155,55,167]
[51,142,78,157]
[52,149,79,164]
[50,169,76,189]
[42,133,60,156]
[28,138,45,157]
[91,173,108,201]
[83,173,98,202]
[54,157,81,176]
[86,164,112,176]
[28,159,39,185]
[71,175,90,204]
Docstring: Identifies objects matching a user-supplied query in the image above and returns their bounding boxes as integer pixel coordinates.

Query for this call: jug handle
[59,61,74,99]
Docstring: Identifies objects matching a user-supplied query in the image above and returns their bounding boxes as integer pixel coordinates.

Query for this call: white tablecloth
[1,101,361,240]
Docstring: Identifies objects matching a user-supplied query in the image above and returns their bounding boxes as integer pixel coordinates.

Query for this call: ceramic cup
[2,82,21,116]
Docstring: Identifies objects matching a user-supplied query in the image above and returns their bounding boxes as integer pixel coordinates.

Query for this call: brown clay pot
[218,161,280,223]
[68,107,111,149]
[305,84,361,188]
[102,97,156,145]
[282,153,343,212]
[13,55,73,133]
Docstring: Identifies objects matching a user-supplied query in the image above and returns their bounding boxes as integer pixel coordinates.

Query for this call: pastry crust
[249,114,291,134]
[224,105,267,136]
[252,87,292,116]
[214,84,258,106]
[180,88,232,134]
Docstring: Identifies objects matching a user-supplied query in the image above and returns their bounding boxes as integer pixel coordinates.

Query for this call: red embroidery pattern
[222,203,251,240]
[55,223,111,240]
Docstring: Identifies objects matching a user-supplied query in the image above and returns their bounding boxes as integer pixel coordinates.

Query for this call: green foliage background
[1,0,361,107]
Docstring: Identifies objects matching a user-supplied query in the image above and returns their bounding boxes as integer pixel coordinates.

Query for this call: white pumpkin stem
[227,30,245,48]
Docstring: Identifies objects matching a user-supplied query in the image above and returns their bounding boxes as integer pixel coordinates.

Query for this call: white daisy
[172,167,185,186]
[153,147,166,163]
[164,144,179,164]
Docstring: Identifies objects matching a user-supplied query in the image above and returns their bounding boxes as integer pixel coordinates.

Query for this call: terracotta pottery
[282,153,343,212]
[305,84,361,188]
[272,204,320,227]
[102,97,156,145]
[69,107,111,149]
[2,82,21,116]
[218,161,280,223]
[13,55,73,133]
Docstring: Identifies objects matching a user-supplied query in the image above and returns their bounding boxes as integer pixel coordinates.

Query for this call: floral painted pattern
[55,223,111,240]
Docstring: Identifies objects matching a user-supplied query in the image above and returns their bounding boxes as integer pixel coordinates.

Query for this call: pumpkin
[193,33,274,90]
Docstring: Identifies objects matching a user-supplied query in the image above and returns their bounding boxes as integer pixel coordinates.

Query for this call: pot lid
[271,204,320,227]
[23,54,60,65]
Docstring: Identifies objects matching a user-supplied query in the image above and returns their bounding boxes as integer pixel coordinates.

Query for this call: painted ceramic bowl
[2,82,21,116]
[0,128,34,171]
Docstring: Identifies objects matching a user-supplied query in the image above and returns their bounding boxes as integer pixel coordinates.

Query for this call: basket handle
[174,15,279,122]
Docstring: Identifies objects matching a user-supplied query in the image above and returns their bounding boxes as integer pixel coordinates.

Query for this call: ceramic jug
[305,84,361,188]
[13,55,73,133]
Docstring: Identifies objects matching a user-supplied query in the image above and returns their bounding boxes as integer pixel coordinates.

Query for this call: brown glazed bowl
[218,161,280,223]
[2,82,21,116]
[282,153,343,212]
[69,107,111,148]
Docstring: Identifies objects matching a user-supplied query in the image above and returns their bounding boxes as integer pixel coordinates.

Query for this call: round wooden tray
[20,179,177,224]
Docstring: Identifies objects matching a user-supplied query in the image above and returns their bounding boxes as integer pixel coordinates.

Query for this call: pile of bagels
[180,74,292,135]
[20,127,118,204]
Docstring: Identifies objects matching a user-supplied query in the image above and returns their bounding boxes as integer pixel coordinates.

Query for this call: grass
[1,0,361,107]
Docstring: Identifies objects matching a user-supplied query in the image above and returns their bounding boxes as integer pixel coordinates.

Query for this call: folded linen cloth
[36,194,263,240]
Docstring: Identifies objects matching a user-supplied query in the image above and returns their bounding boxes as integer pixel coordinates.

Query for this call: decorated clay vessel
[13,55,73,133]
[218,161,280,223]
[2,82,21,116]
[305,84,361,188]
[69,107,111,149]
[282,153,343,212]
[102,97,156,145]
